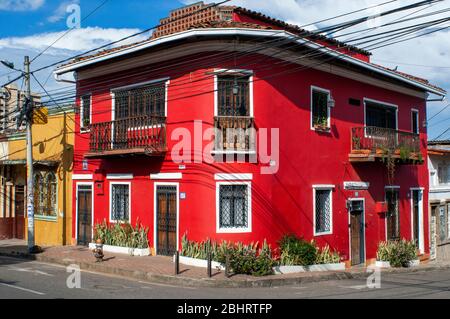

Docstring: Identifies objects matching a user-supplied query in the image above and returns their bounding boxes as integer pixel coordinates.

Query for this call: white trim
[109,182,132,223]
[75,182,94,244]
[213,69,254,117]
[111,77,170,92]
[54,29,445,96]
[214,173,253,181]
[364,98,399,130]
[410,188,425,254]
[385,185,400,189]
[343,181,370,190]
[150,173,183,180]
[312,184,335,189]
[310,86,332,131]
[106,173,134,180]
[347,198,366,265]
[313,185,334,236]
[411,108,419,135]
[153,182,180,255]
[216,181,252,234]
[72,174,93,180]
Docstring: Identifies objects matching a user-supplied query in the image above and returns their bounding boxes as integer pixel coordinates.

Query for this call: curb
[1,251,449,288]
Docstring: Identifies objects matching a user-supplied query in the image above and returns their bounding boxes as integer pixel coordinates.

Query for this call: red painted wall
[71,50,429,262]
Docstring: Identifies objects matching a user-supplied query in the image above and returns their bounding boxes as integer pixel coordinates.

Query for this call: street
[0,255,449,299]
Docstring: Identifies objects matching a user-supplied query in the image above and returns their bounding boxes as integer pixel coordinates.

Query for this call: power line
[428,104,450,120]
[372,58,450,68]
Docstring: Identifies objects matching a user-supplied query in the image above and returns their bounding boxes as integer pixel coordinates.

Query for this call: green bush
[278,235,317,266]
[377,240,417,268]
[181,235,274,276]
[94,220,149,249]
[315,244,341,264]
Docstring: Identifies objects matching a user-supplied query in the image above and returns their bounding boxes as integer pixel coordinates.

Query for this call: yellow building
[0,105,74,246]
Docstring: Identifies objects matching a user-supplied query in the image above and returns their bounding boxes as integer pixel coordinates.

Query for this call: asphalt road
[1,255,449,299]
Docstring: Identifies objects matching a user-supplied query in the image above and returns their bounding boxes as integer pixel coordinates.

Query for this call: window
[438,163,450,185]
[365,100,397,129]
[311,88,331,129]
[33,170,57,217]
[110,183,130,222]
[217,75,250,117]
[115,82,166,120]
[411,109,419,135]
[314,187,333,235]
[217,183,251,232]
[81,95,91,130]
[386,189,400,240]
[215,73,254,152]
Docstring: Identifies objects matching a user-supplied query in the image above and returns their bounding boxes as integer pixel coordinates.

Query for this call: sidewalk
[1,240,450,288]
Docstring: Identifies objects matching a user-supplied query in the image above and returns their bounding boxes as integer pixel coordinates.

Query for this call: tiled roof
[233,7,371,56]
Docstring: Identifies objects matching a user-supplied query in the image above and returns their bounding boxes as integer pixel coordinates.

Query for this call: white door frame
[410,188,425,254]
[347,198,366,265]
[153,182,179,255]
[75,182,94,244]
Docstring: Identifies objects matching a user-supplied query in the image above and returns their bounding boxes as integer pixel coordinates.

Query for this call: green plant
[376,240,417,268]
[278,235,317,266]
[315,244,341,264]
[94,220,149,249]
[352,137,361,150]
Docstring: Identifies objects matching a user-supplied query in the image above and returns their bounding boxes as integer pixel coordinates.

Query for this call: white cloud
[0,0,45,11]
[47,0,79,23]
[0,27,148,54]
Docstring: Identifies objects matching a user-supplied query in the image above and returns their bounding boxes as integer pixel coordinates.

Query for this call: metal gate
[156,185,177,256]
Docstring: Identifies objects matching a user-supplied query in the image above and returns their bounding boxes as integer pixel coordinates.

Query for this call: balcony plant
[352,136,371,154]
[313,116,330,132]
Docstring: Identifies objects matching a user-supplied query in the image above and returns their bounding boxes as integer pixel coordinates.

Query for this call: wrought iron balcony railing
[86,115,167,157]
[350,126,422,162]
[214,116,255,153]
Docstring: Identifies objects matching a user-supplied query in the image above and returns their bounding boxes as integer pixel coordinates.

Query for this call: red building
[55,6,446,265]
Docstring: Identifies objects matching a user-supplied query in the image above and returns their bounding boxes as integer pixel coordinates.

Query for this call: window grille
[386,189,400,240]
[111,184,129,221]
[312,90,329,127]
[33,170,57,217]
[115,83,166,120]
[315,189,331,233]
[217,76,250,117]
[81,95,91,128]
[219,185,248,229]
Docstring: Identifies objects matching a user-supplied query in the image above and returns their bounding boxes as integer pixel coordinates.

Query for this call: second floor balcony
[349,126,422,164]
[213,116,255,154]
[85,115,167,158]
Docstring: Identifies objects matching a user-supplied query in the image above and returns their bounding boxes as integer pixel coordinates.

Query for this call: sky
[0,0,448,139]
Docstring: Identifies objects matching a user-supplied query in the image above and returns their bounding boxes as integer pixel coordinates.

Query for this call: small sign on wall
[180,192,186,200]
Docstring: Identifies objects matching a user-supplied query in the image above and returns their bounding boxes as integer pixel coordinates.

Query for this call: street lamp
[0,60,23,73]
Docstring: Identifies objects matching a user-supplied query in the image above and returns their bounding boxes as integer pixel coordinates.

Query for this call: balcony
[85,115,167,158]
[349,126,422,163]
[213,116,255,154]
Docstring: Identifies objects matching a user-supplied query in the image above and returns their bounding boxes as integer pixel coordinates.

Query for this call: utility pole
[24,55,35,253]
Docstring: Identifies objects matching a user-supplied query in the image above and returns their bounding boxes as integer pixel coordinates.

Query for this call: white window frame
[109,182,131,224]
[363,97,399,130]
[213,69,254,117]
[410,187,425,254]
[80,94,92,133]
[216,181,252,234]
[310,86,332,131]
[313,185,334,236]
[75,182,94,244]
[111,77,170,122]
[411,108,419,135]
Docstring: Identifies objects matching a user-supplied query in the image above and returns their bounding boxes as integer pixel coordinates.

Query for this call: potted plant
[313,116,330,132]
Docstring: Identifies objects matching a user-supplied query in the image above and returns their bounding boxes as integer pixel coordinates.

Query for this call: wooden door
[156,185,177,256]
[350,202,365,266]
[14,186,25,240]
[77,185,92,246]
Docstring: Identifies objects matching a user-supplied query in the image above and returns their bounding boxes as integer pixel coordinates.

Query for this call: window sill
[217,227,252,234]
[80,128,91,134]
[34,215,58,222]
[312,126,331,133]
[314,231,333,237]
